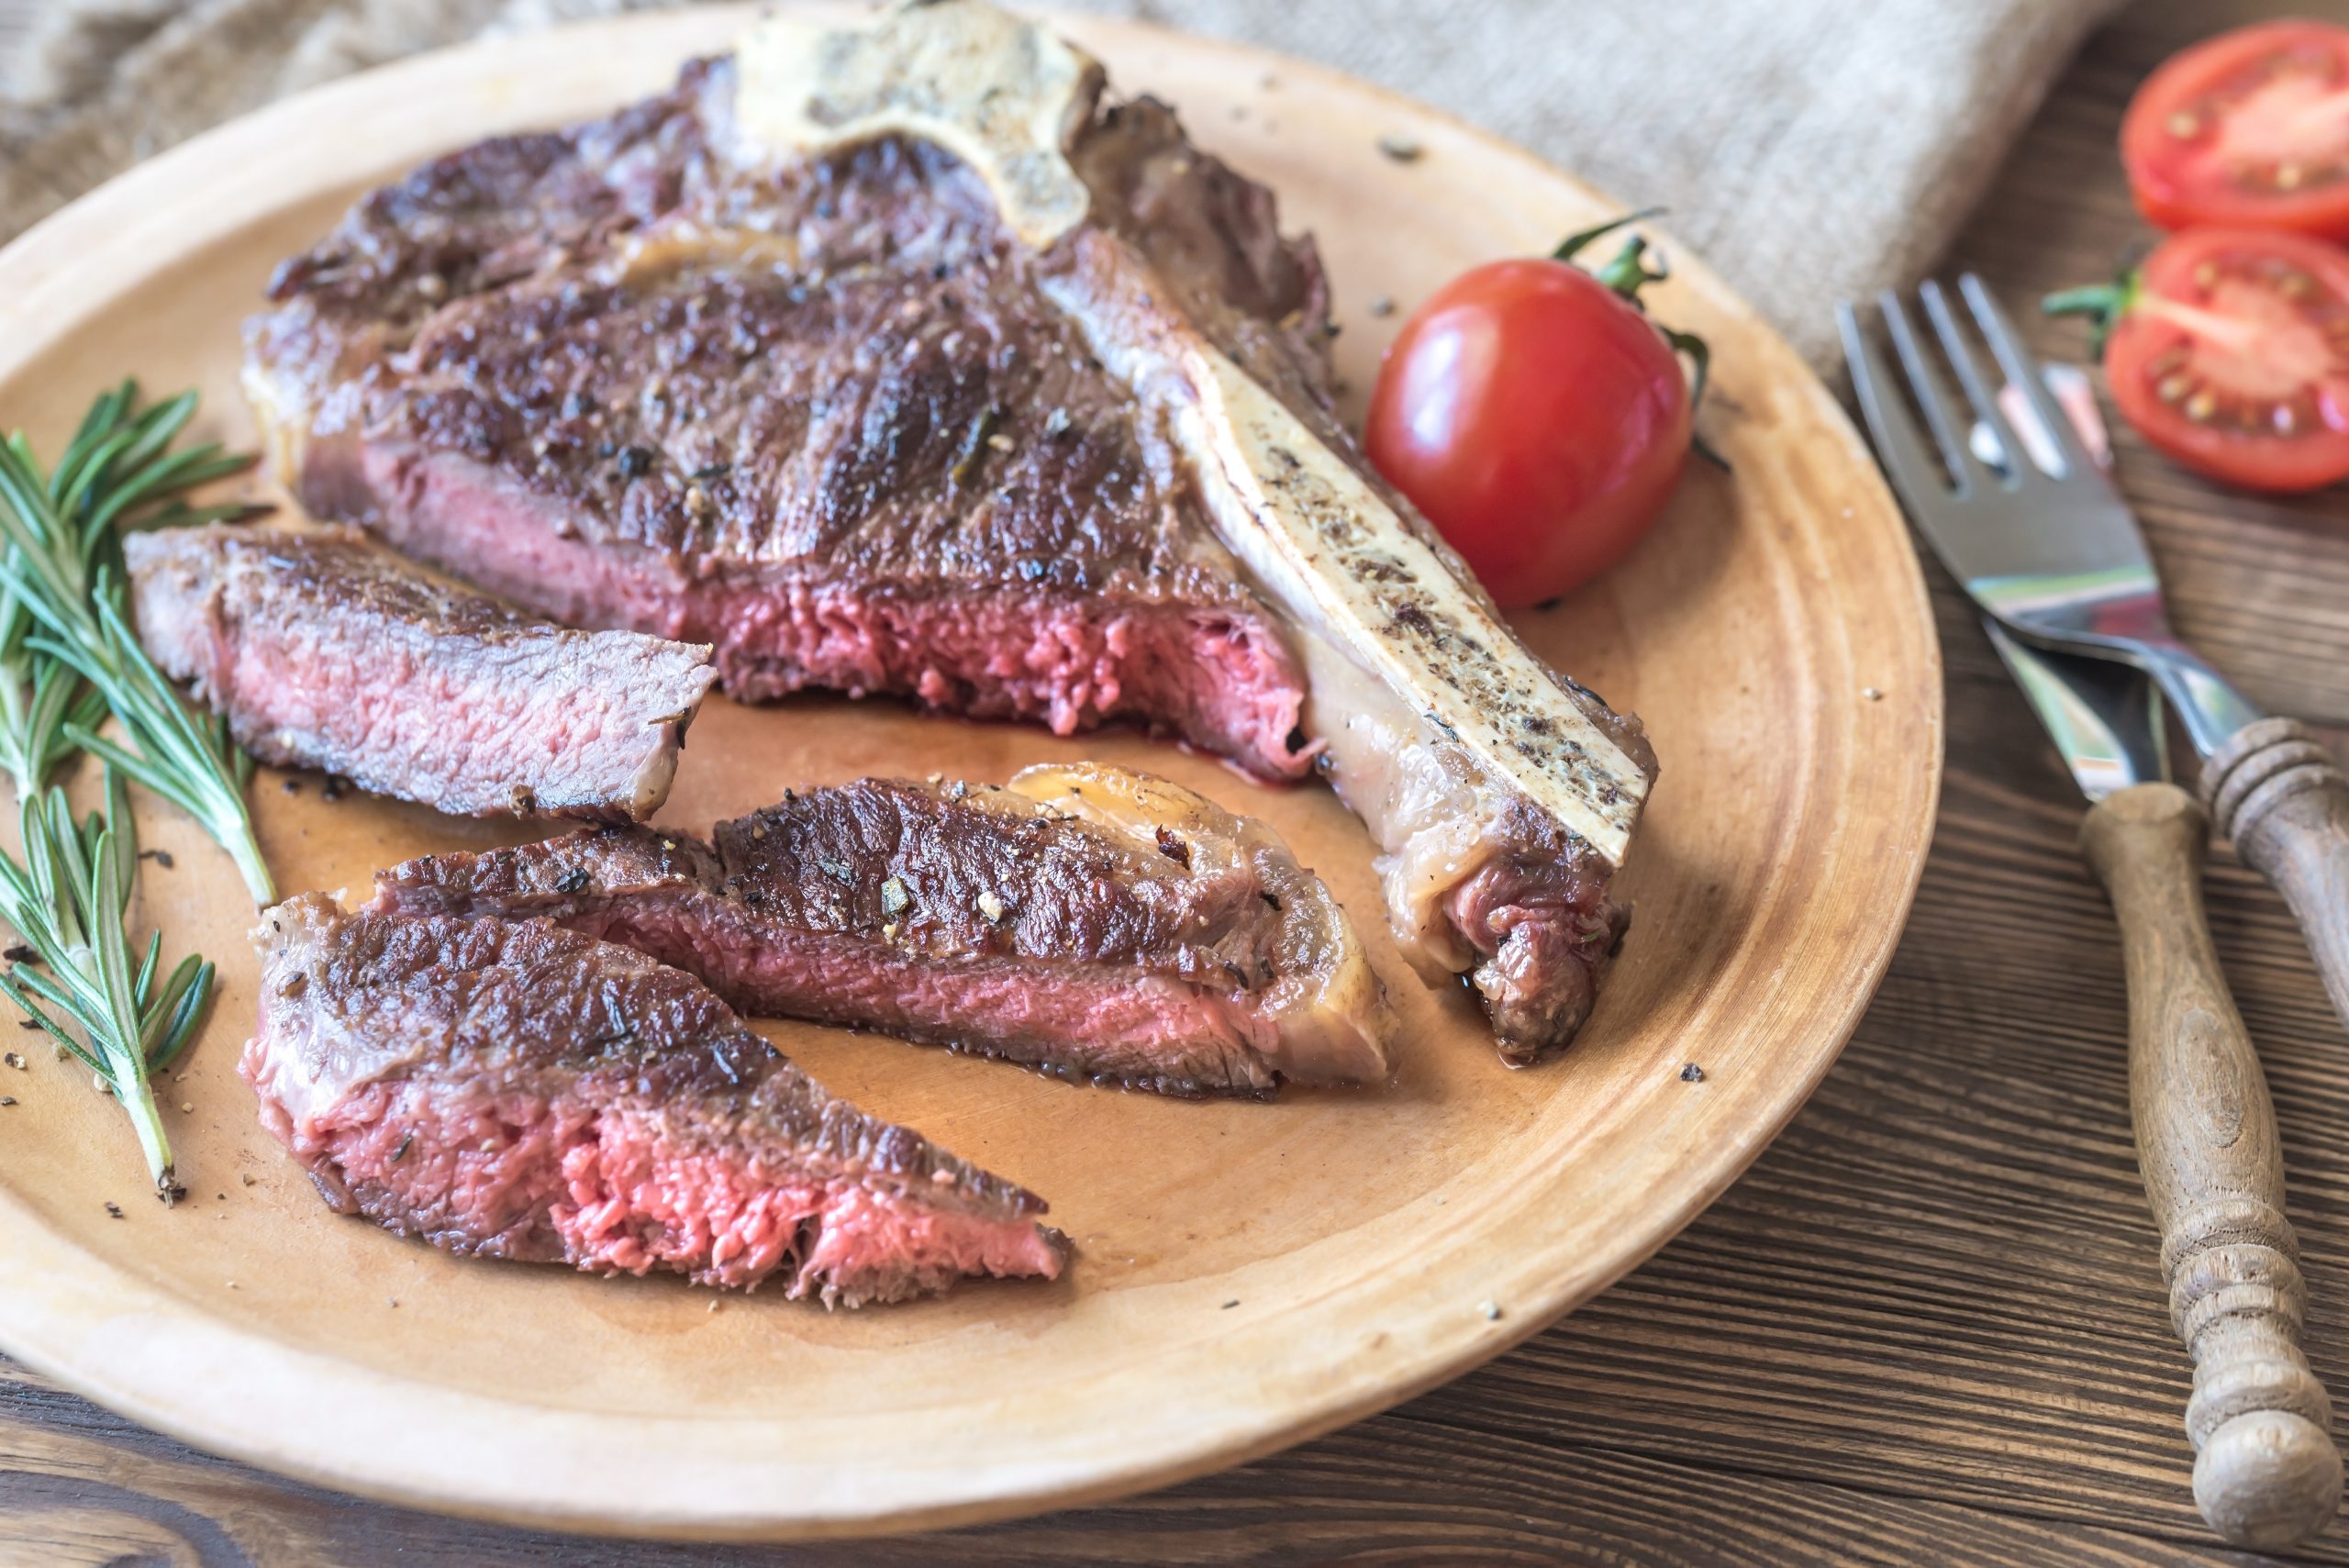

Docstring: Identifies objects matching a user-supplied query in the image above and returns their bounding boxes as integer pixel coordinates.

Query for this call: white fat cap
[734,0,1100,250]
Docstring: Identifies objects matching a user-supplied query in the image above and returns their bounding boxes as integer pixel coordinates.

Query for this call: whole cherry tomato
[2122,19,2349,241]
[1364,216,1706,608]
[2046,227,2349,493]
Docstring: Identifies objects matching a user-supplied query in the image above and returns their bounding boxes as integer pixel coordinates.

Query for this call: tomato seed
[2185,388,2219,422]
[2167,111,2201,139]
[2158,373,2196,404]
[2194,261,2221,291]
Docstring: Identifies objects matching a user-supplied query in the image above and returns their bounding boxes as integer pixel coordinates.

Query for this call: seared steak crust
[247,892,1066,1305]
[251,72,1313,775]
[127,524,716,821]
[372,770,1393,1095]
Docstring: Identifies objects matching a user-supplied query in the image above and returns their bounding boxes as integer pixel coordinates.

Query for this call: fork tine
[1919,278,2038,487]
[1878,289,1977,493]
[1837,301,1952,508]
[1959,272,2097,481]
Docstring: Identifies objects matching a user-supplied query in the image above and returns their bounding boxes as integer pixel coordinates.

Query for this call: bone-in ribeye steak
[128,524,715,821]
[247,892,1067,1305]
[371,763,1393,1096]
[246,1,1659,1062]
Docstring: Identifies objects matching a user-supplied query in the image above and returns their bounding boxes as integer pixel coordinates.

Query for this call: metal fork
[1842,276,2349,1040]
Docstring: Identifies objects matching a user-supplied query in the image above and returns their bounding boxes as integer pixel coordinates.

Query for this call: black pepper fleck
[1680,1062,1705,1083]
[1154,827,1192,870]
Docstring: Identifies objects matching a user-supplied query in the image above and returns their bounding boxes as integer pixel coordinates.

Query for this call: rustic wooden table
[8,0,2349,1562]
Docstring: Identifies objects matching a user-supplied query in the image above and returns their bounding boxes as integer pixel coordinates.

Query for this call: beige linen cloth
[0,0,2122,367]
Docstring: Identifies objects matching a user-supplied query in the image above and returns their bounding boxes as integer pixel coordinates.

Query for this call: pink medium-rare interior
[573,904,1287,1096]
[208,596,674,816]
[244,1045,1063,1304]
[339,440,1314,780]
[558,1109,1062,1301]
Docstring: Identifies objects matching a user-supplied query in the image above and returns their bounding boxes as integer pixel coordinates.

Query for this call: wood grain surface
[5,0,2349,1562]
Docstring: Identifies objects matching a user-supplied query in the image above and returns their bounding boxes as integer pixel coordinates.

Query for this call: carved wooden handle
[2204,717,2349,1040]
[2080,783,2342,1548]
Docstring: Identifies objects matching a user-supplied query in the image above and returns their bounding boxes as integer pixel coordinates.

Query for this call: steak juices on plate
[204,0,1658,1304]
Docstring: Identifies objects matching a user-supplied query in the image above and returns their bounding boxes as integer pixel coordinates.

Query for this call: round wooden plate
[0,6,1940,1540]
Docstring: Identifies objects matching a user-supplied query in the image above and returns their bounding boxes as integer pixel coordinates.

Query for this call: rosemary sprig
[0,385,260,795]
[0,384,273,902]
[0,769,215,1200]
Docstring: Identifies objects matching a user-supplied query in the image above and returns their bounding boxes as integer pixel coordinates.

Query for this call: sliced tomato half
[2052,228,2349,493]
[2123,20,2349,239]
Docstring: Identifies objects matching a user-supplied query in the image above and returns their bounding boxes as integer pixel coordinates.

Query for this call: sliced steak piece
[128,524,716,821]
[246,891,1067,1306]
[373,763,1394,1097]
[246,1,1657,1062]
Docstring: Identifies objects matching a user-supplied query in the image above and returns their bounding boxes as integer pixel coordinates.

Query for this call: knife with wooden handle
[1986,627,2342,1548]
[2080,778,2340,1548]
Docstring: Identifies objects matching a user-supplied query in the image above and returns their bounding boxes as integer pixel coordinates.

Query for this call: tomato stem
[2043,270,2143,356]
[1553,209,1722,465]
[1552,207,1668,267]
